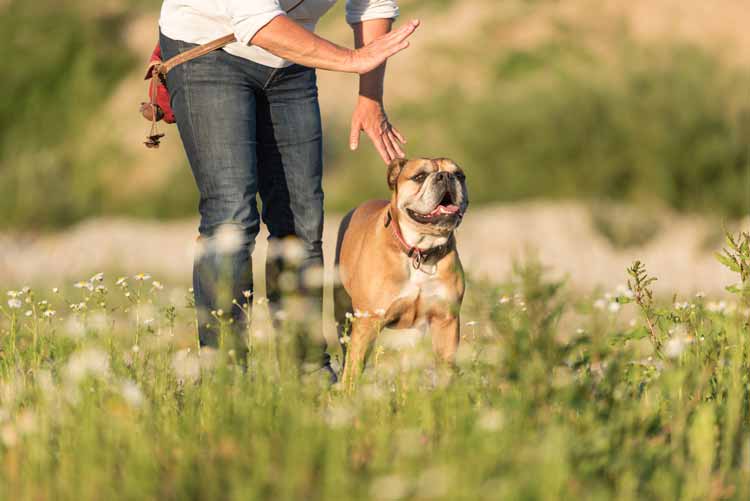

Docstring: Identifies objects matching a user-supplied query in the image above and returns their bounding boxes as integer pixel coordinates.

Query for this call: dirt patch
[0,202,744,298]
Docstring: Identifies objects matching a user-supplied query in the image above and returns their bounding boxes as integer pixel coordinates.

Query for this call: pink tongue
[429,204,459,216]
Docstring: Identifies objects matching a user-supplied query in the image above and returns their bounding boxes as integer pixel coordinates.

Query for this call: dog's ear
[387,158,409,191]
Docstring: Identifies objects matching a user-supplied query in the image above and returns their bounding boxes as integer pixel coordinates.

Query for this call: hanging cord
[143,62,165,148]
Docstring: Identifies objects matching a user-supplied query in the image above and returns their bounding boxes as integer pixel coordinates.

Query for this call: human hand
[348,19,419,74]
[349,96,406,164]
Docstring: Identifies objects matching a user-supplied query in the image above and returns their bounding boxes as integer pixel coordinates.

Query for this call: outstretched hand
[350,19,420,75]
[350,97,406,164]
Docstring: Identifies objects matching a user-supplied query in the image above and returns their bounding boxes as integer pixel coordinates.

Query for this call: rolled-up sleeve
[346,0,399,25]
[226,0,285,45]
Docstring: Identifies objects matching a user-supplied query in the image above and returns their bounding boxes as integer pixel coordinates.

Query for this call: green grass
[3,232,750,499]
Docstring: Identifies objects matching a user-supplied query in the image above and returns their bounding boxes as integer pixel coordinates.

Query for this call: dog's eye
[411,173,428,183]
[455,172,466,182]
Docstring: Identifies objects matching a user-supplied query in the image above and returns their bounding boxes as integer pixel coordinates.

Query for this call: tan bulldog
[334,157,469,386]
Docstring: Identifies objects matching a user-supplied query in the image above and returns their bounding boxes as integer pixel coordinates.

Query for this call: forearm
[353,19,393,102]
[251,15,355,72]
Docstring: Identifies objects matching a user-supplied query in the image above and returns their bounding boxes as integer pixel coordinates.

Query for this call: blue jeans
[160,33,329,369]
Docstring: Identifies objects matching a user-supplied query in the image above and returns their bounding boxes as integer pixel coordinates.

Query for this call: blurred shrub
[0,0,135,228]
[327,42,750,218]
[1,1,748,229]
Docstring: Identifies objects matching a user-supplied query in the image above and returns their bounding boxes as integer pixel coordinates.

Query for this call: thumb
[349,122,361,151]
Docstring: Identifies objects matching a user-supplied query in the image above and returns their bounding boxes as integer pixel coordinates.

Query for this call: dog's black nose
[435,171,447,182]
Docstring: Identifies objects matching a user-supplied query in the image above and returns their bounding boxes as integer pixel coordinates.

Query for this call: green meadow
[2,232,750,499]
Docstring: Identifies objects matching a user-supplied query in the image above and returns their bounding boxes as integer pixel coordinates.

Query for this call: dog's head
[387,157,469,235]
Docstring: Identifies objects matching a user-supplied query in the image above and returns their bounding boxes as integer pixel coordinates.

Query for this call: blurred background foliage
[1,0,748,230]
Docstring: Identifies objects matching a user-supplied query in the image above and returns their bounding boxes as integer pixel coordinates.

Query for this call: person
[158,0,418,379]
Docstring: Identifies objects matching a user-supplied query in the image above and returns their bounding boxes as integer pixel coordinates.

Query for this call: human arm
[250,15,419,75]
[348,18,406,163]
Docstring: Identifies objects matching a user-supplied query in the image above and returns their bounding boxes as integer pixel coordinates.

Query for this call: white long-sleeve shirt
[159,0,399,68]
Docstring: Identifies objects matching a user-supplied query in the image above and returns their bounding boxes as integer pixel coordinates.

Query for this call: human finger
[367,129,392,164]
[381,130,398,161]
[386,130,405,158]
[390,125,407,144]
[383,19,420,44]
[349,120,361,151]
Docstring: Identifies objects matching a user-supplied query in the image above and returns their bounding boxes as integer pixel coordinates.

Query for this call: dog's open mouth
[429,191,460,217]
[407,191,460,222]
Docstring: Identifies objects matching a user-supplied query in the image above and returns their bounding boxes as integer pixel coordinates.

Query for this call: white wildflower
[324,404,355,428]
[119,380,144,408]
[1,424,18,448]
[214,224,245,254]
[300,265,325,289]
[361,383,386,402]
[74,280,93,291]
[63,316,85,338]
[90,272,104,282]
[665,336,687,359]
[593,298,606,310]
[43,310,56,319]
[133,273,151,282]
[608,301,621,313]
[151,281,164,291]
[16,410,36,436]
[63,348,110,383]
[498,295,511,304]
[707,301,727,313]
[24,310,32,317]
[171,349,201,382]
[273,310,287,322]
[7,299,21,309]
[52,287,59,294]
[354,309,371,318]
[615,284,634,299]
[477,409,504,431]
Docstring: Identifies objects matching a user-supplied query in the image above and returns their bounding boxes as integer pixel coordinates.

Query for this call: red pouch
[141,43,175,124]
[139,34,236,148]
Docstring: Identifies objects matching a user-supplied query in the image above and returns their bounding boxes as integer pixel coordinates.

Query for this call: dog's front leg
[342,318,380,391]
[430,314,460,365]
